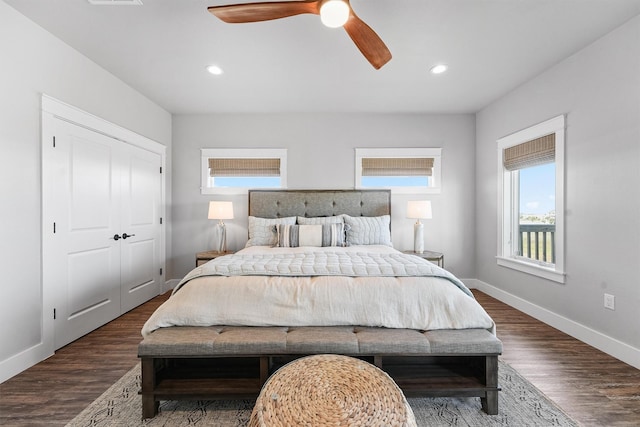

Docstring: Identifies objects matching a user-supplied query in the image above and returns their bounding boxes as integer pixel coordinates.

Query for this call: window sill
[201,186,285,195]
[355,185,441,194]
[496,256,565,284]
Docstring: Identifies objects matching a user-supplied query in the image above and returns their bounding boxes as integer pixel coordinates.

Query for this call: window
[355,148,442,194]
[201,148,287,194]
[497,115,565,283]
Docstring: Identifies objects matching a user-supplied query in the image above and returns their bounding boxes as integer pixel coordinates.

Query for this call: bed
[138,189,502,418]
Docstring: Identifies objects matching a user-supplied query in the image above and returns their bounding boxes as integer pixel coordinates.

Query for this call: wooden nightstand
[403,250,444,268]
[196,250,234,267]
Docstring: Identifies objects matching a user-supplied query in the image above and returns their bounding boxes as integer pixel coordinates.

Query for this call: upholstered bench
[138,326,502,419]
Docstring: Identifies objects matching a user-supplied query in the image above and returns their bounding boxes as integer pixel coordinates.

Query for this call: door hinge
[159,268,163,275]
[160,166,162,174]
[53,136,56,148]
[160,217,163,225]
[53,222,56,233]
[53,308,56,320]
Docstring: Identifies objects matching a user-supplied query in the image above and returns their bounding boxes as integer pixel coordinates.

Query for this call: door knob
[112,234,121,241]
[122,233,136,239]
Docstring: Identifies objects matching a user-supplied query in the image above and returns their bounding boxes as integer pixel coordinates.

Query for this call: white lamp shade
[407,200,432,219]
[320,0,350,28]
[208,201,234,220]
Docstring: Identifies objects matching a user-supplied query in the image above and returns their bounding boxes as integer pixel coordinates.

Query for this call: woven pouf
[248,354,417,427]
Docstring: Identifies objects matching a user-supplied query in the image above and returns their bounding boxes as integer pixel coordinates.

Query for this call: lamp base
[414,222,424,254]
[213,222,227,253]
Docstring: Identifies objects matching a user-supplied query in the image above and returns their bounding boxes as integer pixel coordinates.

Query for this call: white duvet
[142,246,495,337]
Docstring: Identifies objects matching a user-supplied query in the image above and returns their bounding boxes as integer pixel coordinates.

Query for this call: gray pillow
[343,215,392,246]
[246,216,296,247]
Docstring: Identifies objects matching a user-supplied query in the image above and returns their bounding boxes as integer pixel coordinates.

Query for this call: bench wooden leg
[373,355,383,369]
[259,356,269,384]
[481,391,499,415]
[141,358,159,419]
[142,395,159,419]
[481,355,499,415]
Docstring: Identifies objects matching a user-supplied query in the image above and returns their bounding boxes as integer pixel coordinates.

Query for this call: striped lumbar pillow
[276,224,347,247]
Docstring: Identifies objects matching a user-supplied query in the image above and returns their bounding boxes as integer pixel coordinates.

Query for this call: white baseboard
[0,342,53,384]
[2,282,178,384]
[465,278,640,370]
[163,279,180,293]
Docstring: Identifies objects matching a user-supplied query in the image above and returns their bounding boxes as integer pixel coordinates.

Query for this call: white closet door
[119,145,162,313]
[46,118,162,349]
[49,119,122,349]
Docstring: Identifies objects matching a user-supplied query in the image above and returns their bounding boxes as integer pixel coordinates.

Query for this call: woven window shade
[503,134,555,171]
[209,158,280,177]
[362,158,434,177]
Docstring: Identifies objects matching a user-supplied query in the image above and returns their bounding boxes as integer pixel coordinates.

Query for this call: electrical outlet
[604,293,615,310]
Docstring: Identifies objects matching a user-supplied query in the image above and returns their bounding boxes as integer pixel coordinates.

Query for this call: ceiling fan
[207,0,392,69]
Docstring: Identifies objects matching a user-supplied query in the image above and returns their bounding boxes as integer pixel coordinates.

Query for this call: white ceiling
[6,0,640,114]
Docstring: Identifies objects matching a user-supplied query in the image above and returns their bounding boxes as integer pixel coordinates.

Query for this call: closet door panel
[69,139,114,231]
[120,145,162,313]
[52,121,121,349]
[67,248,118,323]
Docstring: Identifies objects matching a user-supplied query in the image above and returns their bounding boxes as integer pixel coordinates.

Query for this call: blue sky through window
[519,163,555,215]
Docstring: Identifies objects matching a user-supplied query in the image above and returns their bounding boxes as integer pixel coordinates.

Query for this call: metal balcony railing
[519,224,555,264]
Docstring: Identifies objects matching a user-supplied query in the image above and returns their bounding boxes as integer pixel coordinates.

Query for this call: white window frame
[355,148,442,194]
[496,115,565,283]
[201,148,287,195]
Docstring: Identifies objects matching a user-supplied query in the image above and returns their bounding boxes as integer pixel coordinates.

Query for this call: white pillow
[296,216,344,225]
[343,215,392,246]
[246,216,296,247]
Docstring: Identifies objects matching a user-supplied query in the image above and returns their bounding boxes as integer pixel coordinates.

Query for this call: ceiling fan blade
[209,1,320,24]
[343,12,392,69]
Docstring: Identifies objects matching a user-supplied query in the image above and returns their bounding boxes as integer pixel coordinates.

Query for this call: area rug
[65,360,579,427]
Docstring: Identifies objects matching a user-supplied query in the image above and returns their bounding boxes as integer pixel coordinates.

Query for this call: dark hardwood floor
[1,290,639,426]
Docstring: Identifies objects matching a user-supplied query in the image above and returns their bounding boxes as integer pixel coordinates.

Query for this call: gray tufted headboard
[248,189,391,219]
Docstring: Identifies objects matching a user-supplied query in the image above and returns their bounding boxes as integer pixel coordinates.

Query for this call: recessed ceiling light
[430,64,448,75]
[206,65,224,76]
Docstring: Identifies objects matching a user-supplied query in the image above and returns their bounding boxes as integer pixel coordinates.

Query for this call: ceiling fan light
[320,0,350,28]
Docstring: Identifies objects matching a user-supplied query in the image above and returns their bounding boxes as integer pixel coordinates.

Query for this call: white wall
[0,1,172,381]
[171,113,476,280]
[475,16,640,365]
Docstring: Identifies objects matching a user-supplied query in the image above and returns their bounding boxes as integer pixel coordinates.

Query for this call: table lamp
[407,200,432,254]
[208,201,234,253]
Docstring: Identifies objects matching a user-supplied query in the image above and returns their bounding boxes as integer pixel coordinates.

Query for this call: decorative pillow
[246,216,296,247]
[276,223,347,247]
[296,216,344,225]
[343,215,392,246]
